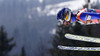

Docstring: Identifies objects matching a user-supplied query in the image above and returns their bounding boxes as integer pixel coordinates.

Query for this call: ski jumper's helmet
[57,8,71,24]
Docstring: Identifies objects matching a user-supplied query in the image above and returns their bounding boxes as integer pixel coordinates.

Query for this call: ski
[58,45,100,51]
[65,34,100,43]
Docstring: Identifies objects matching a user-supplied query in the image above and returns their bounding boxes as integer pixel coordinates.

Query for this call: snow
[45,0,86,16]
[91,0,98,3]
[38,0,43,3]
[36,0,86,16]
[28,14,32,19]
[26,0,30,2]
[37,7,41,13]
[49,28,56,35]
[35,0,100,16]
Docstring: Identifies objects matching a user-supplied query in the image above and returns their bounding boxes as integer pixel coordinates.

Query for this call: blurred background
[0,0,100,56]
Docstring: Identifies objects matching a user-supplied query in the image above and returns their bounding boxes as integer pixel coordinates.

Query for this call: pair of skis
[58,34,100,51]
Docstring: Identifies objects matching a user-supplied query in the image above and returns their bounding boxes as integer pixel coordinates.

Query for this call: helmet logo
[64,12,69,21]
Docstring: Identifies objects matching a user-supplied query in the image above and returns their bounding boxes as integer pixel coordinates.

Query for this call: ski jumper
[77,8,100,24]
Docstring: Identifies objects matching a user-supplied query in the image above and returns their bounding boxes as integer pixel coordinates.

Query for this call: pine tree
[49,25,73,56]
[0,26,16,56]
[20,46,26,56]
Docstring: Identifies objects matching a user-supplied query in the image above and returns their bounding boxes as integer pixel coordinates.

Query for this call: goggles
[64,9,71,22]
